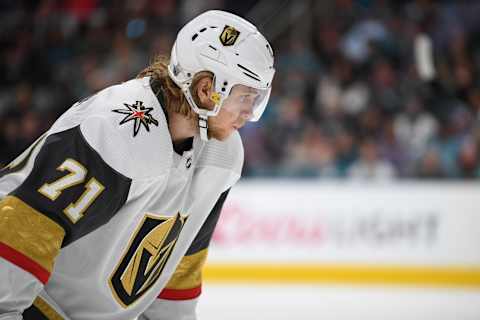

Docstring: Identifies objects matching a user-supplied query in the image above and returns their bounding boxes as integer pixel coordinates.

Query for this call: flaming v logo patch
[109,213,186,307]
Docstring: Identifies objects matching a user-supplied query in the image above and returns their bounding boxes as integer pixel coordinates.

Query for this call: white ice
[197,284,480,320]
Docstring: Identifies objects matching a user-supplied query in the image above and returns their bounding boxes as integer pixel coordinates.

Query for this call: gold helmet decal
[219,25,240,46]
[210,92,221,104]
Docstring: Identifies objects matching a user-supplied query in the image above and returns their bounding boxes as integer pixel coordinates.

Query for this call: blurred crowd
[1,0,479,180]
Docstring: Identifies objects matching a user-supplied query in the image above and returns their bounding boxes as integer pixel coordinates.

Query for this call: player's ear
[195,76,215,110]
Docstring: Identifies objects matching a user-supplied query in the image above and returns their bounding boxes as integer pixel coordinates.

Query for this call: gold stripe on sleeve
[164,248,208,290]
[0,196,65,273]
[32,296,65,320]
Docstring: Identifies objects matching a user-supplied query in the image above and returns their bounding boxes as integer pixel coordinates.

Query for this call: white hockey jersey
[0,77,243,320]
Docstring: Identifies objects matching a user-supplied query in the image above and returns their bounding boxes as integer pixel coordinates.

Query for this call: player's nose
[240,108,254,121]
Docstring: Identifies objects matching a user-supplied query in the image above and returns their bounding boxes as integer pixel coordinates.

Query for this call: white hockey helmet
[168,10,275,140]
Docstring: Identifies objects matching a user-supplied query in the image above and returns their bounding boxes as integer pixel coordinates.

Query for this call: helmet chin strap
[181,84,216,142]
[198,114,209,141]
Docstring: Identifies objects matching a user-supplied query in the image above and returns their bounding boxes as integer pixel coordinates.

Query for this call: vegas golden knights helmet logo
[219,25,240,46]
[109,213,186,307]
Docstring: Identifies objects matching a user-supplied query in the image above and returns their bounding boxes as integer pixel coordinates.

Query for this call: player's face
[208,85,259,141]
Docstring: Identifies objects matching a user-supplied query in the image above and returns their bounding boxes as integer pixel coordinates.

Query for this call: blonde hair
[137,55,213,119]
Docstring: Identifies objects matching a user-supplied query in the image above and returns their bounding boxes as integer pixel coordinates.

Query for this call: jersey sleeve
[0,258,43,318]
[139,190,230,320]
[0,123,132,315]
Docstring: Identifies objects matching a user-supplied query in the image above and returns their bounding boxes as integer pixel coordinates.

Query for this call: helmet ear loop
[208,74,221,107]
[209,74,224,115]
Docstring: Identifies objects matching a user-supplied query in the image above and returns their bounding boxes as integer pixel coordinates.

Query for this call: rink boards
[204,180,480,288]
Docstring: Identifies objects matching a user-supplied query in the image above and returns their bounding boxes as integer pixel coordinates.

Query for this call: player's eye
[239,94,258,105]
[239,95,250,102]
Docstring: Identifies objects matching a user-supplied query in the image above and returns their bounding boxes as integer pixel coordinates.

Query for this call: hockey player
[0,10,274,320]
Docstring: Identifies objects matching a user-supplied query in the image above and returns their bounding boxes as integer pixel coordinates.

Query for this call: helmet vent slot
[200,28,207,32]
[192,33,198,41]
[237,64,260,77]
[266,44,273,57]
[242,72,261,82]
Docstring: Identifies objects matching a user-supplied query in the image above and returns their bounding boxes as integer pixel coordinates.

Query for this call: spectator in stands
[0,1,479,180]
